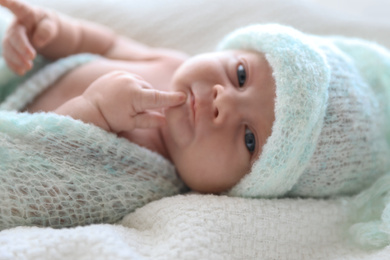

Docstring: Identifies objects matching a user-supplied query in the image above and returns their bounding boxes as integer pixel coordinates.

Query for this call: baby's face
[162,50,275,193]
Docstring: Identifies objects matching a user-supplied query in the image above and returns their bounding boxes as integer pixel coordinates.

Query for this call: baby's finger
[136,89,186,112]
[0,0,32,20]
[132,111,166,129]
[3,52,28,75]
[2,40,32,74]
[3,54,22,75]
[8,23,36,59]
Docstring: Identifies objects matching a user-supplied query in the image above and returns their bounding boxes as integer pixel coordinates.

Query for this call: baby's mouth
[189,89,196,124]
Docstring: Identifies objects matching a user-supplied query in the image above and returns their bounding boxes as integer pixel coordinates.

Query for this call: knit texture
[218,24,390,198]
[0,54,186,229]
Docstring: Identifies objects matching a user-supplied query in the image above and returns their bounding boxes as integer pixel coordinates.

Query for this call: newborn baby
[1,0,389,201]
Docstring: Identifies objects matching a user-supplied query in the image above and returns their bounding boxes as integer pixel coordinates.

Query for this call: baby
[1,0,276,195]
[1,0,390,202]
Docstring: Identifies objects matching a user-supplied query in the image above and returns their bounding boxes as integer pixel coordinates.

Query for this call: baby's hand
[1,0,58,75]
[82,71,186,133]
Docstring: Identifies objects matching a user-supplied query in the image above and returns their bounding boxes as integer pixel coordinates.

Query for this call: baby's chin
[178,170,236,195]
[162,106,194,150]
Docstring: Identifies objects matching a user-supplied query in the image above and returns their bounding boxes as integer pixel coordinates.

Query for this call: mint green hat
[218,24,390,198]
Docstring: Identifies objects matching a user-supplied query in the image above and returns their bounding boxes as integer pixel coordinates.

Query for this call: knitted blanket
[2,192,390,260]
[0,54,186,230]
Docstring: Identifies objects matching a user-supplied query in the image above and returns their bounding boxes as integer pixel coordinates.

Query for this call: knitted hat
[218,24,390,198]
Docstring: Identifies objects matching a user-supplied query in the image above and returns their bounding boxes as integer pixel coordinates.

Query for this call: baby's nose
[212,84,239,124]
[212,85,221,119]
[212,84,220,100]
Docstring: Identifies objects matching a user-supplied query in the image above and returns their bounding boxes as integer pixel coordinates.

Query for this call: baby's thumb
[32,17,57,48]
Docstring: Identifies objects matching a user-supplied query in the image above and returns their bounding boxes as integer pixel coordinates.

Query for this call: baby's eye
[245,127,256,153]
[237,64,246,87]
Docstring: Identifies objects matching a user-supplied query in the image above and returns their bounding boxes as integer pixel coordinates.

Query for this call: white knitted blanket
[2,194,390,260]
[1,0,390,259]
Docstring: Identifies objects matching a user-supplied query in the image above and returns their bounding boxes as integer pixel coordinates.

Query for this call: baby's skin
[0,0,276,194]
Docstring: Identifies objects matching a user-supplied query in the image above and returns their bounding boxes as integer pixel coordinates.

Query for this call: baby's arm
[1,0,185,75]
[55,71,186,133]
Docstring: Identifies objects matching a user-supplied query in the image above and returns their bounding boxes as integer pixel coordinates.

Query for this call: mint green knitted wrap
[0,54,186,229]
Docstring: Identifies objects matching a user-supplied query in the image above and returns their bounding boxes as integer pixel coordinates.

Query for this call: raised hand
[56,71,187,133]
[0,0,58,75]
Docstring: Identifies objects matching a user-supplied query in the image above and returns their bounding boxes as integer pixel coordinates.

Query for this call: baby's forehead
[220,49,266,58]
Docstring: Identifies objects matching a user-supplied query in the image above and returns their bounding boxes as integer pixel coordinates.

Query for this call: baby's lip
[189,89,196,125]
